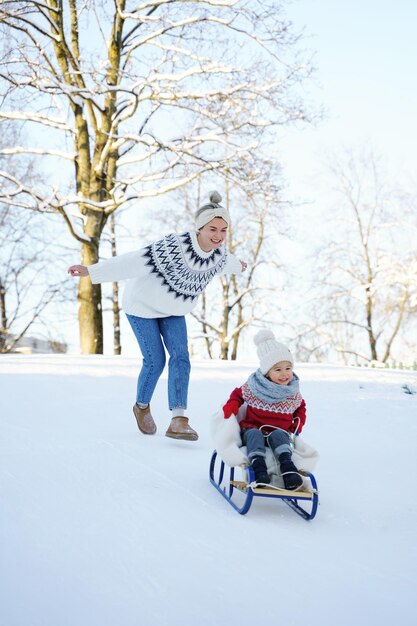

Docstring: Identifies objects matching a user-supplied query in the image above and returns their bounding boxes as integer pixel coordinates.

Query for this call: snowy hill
[1,355,416,626]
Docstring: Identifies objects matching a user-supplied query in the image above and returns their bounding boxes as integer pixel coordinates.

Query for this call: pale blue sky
[280,0,417,200]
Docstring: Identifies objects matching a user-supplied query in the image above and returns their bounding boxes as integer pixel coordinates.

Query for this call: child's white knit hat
[254,329,294,374]
[195,191,230,229]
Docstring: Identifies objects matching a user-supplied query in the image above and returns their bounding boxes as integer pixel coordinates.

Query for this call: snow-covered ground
[1,355,416,626]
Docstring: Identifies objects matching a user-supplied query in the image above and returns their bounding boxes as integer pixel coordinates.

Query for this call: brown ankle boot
[165,417,198,441]
[133,404,157,435]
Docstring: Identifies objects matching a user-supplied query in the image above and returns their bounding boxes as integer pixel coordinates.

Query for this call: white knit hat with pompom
[254,329,293,374]
[195,191,230,229]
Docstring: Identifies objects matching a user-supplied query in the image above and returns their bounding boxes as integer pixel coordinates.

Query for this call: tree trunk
[0,279,6,352]
[79,241,103,354]
[110,214,121,355]
[220,280,230,359]
[365,285,378,361]
[200,292,213,359]
[382,291,408,363]
[112,280,121,355]
[231,299,243,360]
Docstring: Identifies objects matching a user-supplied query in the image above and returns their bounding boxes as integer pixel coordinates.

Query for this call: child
[222,329,305,489]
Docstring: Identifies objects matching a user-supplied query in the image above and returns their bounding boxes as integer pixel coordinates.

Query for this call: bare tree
[0,203,67,353]
[0,122,68,352]
[295,149,416,364]
[193,188,286,359]
[155,159,288,359]
[0,0,310,353]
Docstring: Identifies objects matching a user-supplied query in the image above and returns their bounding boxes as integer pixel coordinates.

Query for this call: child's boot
[278,452,303,490]
[251,456,271,485]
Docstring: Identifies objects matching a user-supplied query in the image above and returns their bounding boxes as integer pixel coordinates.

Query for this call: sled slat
[230,480,314,499]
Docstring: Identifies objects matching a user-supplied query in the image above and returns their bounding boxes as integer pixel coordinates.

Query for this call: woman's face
[197,217,228,252]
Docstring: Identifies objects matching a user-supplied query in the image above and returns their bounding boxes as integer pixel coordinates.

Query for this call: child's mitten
[223,400,240,419]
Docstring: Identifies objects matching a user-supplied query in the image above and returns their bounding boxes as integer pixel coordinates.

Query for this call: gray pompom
[209,190,222,204]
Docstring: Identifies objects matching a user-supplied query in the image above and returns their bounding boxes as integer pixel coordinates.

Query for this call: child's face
[267,361,293,385]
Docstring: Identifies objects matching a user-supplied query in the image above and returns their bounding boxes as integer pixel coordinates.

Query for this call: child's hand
[223,401,240,419]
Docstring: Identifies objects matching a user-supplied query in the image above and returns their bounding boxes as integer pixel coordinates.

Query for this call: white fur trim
[292,436,320,472]
[210,409,247,467]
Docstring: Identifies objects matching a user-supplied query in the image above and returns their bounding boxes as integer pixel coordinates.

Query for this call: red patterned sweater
[223,384,306,435]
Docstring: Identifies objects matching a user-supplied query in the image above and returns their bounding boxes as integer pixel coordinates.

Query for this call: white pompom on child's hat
[254,329,294,375]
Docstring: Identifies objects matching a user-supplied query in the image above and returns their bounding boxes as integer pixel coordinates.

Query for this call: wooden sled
[209,449,319,520]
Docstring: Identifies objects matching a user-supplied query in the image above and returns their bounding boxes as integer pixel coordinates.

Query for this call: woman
[68,191,247,441]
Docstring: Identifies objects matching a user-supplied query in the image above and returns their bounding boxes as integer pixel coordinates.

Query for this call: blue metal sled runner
[209,450,319,520]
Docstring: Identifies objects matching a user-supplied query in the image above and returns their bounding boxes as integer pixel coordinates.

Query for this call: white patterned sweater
[88,231,243,318]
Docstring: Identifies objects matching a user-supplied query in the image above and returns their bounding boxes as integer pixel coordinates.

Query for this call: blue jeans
[241,428,292,460]
[126,314,191,410]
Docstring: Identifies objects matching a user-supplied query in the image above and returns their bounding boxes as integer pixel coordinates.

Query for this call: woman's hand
[67,264,89,277]
[240,260,247,272]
